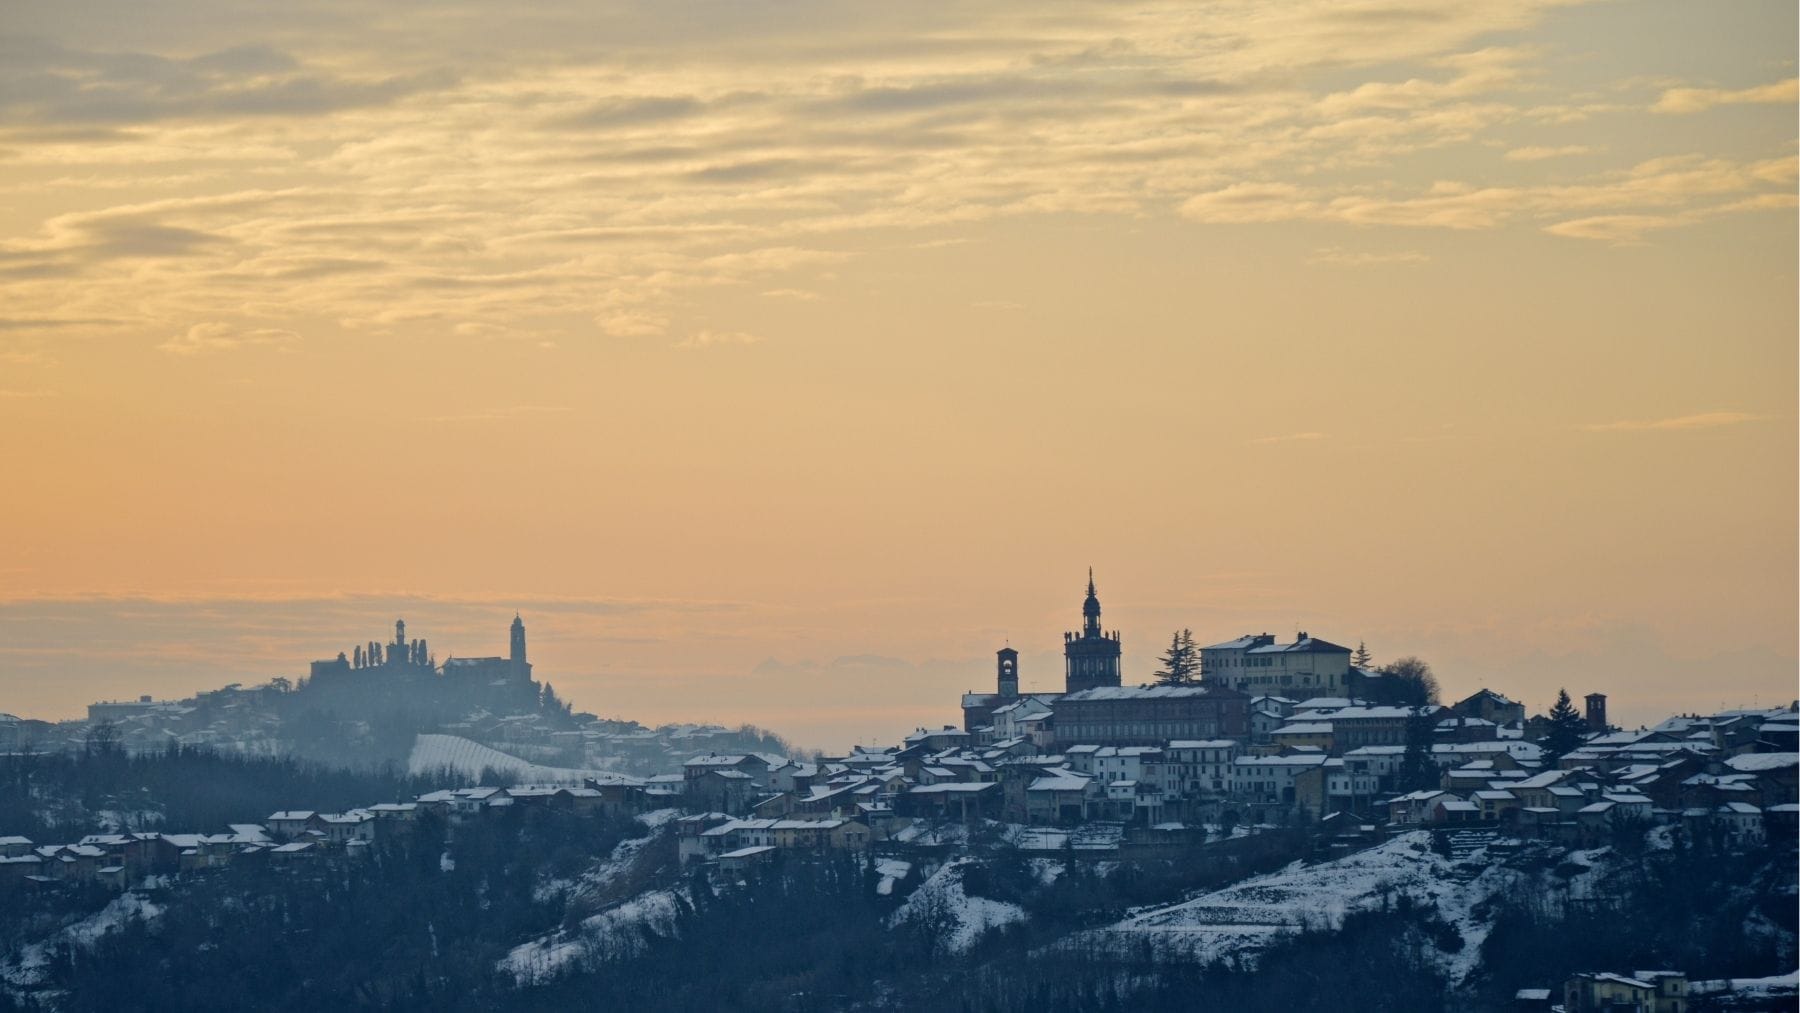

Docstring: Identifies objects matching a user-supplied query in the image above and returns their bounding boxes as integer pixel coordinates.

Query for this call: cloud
[676,329,761,349]
[1504,144,1595,161]
[1653,77,1798,115]
[0,1,1792,351]
[1179,182,1316,224]
[1178,154,1796,240]
[761,288,821,301]
[550,95,707,130]
[0,40,457,126]
[597,310,669,337]
[1582,412,1771,433]
[1309,246,1430,266]
[1250,432,1328,444]
[0,389,57,398]
[159,323,299,356]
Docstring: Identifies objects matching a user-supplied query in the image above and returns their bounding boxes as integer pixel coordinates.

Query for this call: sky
[0,0,1794,752]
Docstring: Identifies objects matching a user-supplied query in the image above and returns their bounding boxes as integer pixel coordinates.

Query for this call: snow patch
[3,893,165,988]
[888,860,1027,953]
[500,889,685,984]
[1079,831,1526,984]
[875,859,912,896]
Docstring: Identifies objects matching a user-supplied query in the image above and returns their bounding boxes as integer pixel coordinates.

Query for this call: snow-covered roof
[1028,772,1092,792]
[1061,685,1230,702]
[1246,635,1350,655]
[683,753,751,767]
[1725,751,1797,773]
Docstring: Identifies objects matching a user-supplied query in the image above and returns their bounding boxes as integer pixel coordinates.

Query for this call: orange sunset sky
[1,0,1795,751]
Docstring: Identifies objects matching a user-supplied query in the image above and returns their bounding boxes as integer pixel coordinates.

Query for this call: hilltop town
[1,576,1795,1010]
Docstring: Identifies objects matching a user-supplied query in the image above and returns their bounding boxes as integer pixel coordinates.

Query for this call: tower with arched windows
[1064,569,1122,693]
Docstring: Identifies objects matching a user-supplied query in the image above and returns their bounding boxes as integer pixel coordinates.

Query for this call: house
[1432,798,1481,823]
[687,768,758,814]
[1270,722,1335,753]
[1473,789,1520,821]
[1232,753,1329,804]
[269,841,318,863]
[1200,633,1353,696]
[266,811,325,840]
[1563,971,1688,1013]
[1164,740,1239,797]
[1051,684,1250,747]
[715,845,777,873]
[1388,790,1455,825]
[0,854,44,884]
[1026,770,1094,824]
[901,782,1001,822]
[674,813,736,865]
[1714,802,1765,844]
[318,811,377,844]
[683,753,778,792]
[1723,752,1798,805]
[1453,688,1526,726]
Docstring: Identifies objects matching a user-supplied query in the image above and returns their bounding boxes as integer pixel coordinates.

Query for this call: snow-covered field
[1078,831,1575,985]
[408,734,640,785]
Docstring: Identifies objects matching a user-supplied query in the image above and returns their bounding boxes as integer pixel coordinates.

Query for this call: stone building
[1199,632,1353,696]
[1052,684,1249,747]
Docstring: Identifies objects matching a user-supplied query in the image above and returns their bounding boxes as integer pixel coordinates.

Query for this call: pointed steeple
[1082,568,1102,636]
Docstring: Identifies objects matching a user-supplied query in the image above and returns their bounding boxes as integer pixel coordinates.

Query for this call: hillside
[408,734,640,785]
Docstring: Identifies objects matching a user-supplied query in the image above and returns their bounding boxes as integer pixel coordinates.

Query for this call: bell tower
[996,646,1019,698]
[509,613,531,681]
[1064,569,1122,693]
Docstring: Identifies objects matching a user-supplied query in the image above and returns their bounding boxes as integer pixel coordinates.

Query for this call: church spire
[1082,568,1102,635]
[1065,567,1121,692]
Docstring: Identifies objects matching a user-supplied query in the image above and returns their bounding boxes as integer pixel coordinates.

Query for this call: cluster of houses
[692,689,1789,834]
[1512,966,1798,1013]
[0,783,645,891]
[1385,720,1798,848]
[7,606,1798,896]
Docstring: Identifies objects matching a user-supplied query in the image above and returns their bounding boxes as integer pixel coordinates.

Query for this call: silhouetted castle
[302,615,542,716]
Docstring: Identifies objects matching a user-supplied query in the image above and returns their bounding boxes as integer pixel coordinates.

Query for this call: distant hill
[409,734,640,785]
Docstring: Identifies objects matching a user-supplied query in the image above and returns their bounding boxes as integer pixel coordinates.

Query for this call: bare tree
[1374,656,1440,707]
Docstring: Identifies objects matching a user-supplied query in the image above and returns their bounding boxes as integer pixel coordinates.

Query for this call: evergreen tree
[1543,688,1587,761]
[1153,629,1200,685]
[1352,641,1373,669]
[1395,707,1438,792]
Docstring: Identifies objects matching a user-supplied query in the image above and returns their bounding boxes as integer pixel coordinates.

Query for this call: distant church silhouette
[1063,568,1122,693]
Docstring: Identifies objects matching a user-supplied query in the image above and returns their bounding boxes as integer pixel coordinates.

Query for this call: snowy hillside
[888,859,1028,954]
[1080,831,1603,986]
[409,733,640,785]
